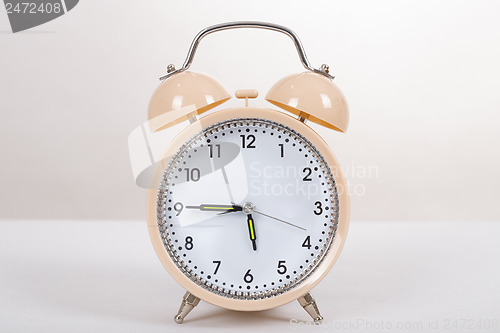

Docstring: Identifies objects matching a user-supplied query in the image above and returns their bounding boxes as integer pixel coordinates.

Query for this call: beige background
[0,0,499,221]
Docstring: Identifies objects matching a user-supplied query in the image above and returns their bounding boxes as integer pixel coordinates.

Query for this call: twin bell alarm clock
[128,22,350,324]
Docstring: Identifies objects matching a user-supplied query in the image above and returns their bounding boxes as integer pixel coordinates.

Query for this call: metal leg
[297,292,323,324]
[174,291,200,324]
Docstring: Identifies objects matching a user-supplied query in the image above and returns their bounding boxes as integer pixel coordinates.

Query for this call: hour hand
[246,214,257,251]
[185,204,242,213]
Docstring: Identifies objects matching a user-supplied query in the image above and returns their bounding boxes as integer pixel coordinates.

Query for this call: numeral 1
[279,143,284,158]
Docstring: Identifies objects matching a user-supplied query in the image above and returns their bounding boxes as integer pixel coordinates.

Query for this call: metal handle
[159,21,333,81]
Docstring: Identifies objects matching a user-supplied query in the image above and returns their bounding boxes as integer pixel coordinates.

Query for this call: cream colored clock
[128,22,349,324]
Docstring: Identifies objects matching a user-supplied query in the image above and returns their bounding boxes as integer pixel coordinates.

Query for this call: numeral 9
[174,202,183,216]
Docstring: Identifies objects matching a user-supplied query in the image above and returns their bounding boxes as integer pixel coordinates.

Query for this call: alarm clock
[128,22,349,325]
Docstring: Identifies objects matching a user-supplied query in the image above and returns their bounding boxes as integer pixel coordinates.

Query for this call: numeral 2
[302,167,312,181]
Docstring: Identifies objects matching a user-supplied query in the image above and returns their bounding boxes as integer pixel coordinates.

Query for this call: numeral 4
[302,235,311,249]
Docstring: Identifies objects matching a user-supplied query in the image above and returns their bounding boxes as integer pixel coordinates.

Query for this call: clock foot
[174,291,200,324]
[297,292,323,324]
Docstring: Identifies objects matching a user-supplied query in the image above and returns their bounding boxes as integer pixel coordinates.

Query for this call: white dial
[157,118,339,300]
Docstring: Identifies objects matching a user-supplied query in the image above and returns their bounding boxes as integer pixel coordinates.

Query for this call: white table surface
[1,220,499,333]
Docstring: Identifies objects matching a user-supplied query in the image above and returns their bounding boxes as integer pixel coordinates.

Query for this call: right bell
[266,72,349,132]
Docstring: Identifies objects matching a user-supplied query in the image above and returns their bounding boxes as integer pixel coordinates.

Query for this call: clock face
[156,117,339,300]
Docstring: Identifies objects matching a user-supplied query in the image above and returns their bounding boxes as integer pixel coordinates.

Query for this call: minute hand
[253,210,306,231]
[185,204,242,213]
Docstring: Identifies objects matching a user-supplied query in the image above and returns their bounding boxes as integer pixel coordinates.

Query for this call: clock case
[133,22,350,324]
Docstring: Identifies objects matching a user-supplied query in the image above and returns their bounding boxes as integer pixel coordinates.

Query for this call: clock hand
[185,204,243,213]
[252,210,306,231]
[246,213,257,251]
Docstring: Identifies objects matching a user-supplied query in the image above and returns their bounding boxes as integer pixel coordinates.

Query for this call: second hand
[252,210,306,231]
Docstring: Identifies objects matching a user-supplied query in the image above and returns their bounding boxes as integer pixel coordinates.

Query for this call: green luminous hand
[185,204,242,213]
[246,213,257,251]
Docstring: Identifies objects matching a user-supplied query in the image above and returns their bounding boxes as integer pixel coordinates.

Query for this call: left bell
[148,71,231,132]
